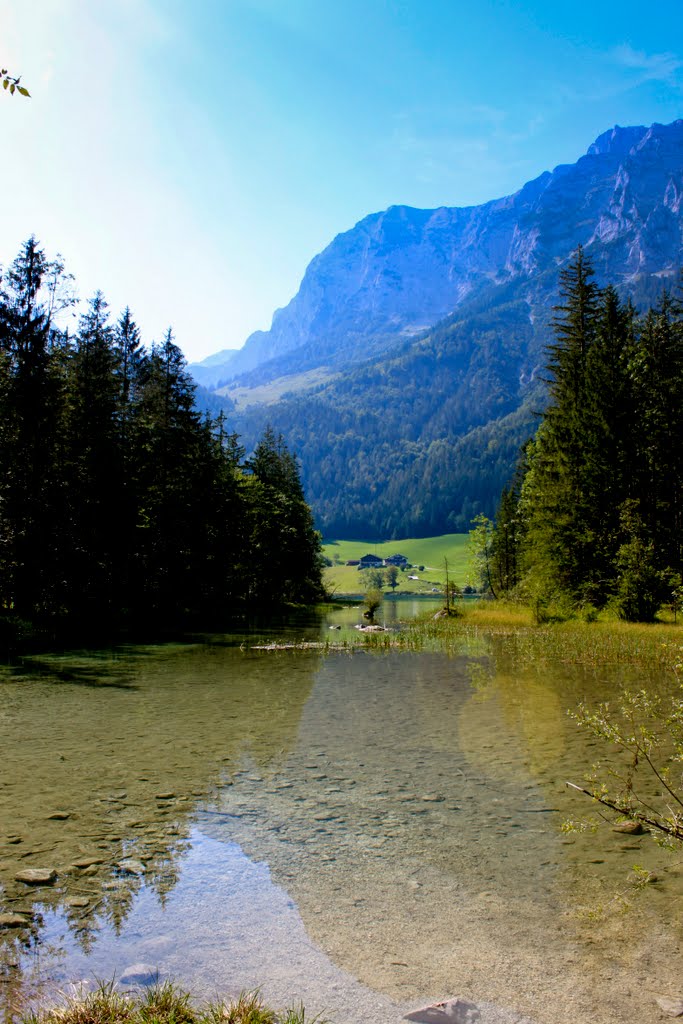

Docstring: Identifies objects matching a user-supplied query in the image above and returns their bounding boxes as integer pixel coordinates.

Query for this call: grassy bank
[322,532,468,595]
[20,980,314,1024]
[342,599,683,669]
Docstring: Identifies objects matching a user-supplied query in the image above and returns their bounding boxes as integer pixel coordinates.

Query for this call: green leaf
[9,82,14,94]
[2,79,8,90]
[17,86,29,96]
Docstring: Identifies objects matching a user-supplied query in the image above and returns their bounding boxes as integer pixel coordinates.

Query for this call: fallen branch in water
[251,641,337,650]
[565,780,683,842]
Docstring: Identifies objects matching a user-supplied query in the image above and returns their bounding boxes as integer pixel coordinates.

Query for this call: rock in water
[14,868,57,886]
[72,856,105,868]
[405,997,481,1023]
[65,897,90,908]
[612,820,645,834]
[117,859,146,876]
[0,913,32,928]
[120,963,160,986]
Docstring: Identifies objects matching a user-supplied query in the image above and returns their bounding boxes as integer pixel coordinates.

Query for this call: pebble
[612,820,645,835]
[47,811,70,820]
[72,856,105,869]
[118,859,146,876]
[120,963,160,986]
[404,996,481,1023]
[0,913,32,928]
[65,897,90,908]
[14,868,57,885]
[155,792,176,800]
[656,996,683,1017]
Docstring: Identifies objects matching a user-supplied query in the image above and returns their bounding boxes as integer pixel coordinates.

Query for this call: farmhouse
[358,553,384,569]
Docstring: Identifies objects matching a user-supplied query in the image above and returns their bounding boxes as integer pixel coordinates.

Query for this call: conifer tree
[578,285,637,602]
[246,428,323,604]
[133,348,195,616]
[524,248,601,603]
[68,292,121,616]
[629,293,683,575]
[0,238,74,617]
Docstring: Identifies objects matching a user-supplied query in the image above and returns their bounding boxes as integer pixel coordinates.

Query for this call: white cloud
[611,44,683,85]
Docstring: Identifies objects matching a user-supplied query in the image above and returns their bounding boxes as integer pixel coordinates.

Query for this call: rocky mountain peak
[195,119,683,393]
[586,124,647,158]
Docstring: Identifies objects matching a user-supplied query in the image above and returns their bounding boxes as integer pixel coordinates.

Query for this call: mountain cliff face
[199,119,683,391]
[195,120,683,538]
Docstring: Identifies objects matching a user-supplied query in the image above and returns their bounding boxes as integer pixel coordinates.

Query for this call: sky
[1,0,682,364]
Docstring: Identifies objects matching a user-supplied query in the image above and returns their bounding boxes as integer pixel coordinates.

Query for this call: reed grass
[351,599,683,673]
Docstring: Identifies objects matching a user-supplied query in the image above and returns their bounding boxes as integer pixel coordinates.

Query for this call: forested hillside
[230,288,545,537]
[0,239,323,637]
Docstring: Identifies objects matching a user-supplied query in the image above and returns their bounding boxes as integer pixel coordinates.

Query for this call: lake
[1,604,681,1024]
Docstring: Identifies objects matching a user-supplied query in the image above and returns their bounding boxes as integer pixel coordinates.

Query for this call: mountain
[187,348,238,389]
[196,119,683,538]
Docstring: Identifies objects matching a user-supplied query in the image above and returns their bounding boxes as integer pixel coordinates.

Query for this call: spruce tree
[525,248,600,603]
[68,291,121,617]
[629,293,683,576]
[246,428,323,604]
[0,238,75,618]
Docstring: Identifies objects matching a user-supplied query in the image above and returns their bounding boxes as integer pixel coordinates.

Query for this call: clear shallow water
[1,608,682,1024]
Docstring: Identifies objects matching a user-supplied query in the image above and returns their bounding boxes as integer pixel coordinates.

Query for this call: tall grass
[20,981,320,1024]
[352,599,682,671]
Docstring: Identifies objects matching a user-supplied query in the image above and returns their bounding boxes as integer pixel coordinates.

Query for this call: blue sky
[1,0,682,362]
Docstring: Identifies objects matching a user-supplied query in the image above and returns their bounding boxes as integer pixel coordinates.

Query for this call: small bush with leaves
[567,644,683,845]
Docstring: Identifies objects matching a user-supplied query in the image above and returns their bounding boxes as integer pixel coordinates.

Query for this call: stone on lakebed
[0,913,33,928]
[118,859,146,876]
[656,996,683,1017]
[405,997,481,1023]
[14,868,57,886]
[120,963,160,986]
[612,820,645,835]
[72,856,105,869]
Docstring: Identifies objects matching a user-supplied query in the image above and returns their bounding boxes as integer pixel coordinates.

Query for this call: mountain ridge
[197,119,683,393]
[193,118,683,538]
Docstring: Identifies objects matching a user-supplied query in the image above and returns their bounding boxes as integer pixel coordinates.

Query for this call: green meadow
[322,533,469,595]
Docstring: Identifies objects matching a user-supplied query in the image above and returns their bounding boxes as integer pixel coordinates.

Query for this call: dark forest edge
[0,238,324,649]
[473,248,683,624]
